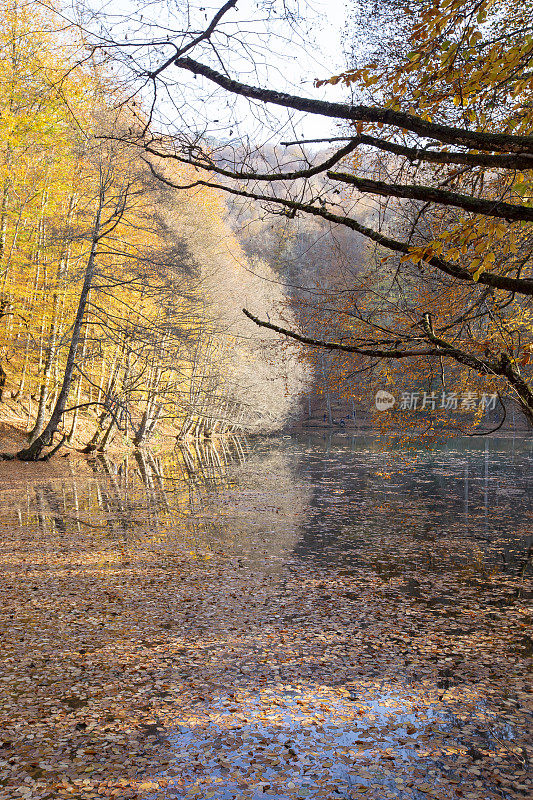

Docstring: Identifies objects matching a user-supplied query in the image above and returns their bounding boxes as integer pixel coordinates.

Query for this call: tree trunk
[97,417,115,453]
[66,324,88,443]
[30,195,75,442]
[145,403,162,441]
[16,193,104,461]
[499,354,533,427]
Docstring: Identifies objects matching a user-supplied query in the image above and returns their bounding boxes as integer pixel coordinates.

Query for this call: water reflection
[0,433,531,800]
[161,680,513,800]
[0,437,312,571]
[0,434,531,579]
[288,433,532,580]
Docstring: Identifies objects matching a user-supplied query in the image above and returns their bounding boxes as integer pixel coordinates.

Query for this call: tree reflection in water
[1,436,312,572]
[0,434,531,800]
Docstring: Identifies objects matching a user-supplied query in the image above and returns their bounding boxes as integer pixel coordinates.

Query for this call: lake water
[4,433,530,573]
[0,433,531,800]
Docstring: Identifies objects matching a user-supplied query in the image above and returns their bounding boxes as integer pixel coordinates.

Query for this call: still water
[3,433,530,574]
[0,433,531,800]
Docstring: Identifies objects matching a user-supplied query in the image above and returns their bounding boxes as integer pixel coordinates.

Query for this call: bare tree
[77,0,533,424]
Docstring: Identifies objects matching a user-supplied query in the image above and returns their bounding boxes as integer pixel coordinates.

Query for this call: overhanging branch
[146,162,533,297]
[148,0,238,79]
[242,309,445,357]
[282,135,533,170]
[173,56,533,154]
[328,172,533,223]
[144,138,361,181]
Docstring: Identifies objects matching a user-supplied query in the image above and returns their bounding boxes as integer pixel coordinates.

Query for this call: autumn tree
[85,0,533,425]
[0,1,310,459]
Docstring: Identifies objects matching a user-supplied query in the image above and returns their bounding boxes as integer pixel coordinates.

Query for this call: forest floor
[0,443,531,800]
[0,404,179,461]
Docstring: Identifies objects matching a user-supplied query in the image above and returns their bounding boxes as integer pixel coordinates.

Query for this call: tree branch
[147,163,533,296]
[148,0,238,79]
[282,135,533,169]
[144,137,361,181]
[328,171,533,223]
[421,313,494,374]
[173,56,533,154]
[242,308,446,357]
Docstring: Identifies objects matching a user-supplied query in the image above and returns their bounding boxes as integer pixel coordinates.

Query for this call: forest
[0,2,531,800]
[0,0,308,461]
[0,0,532,460]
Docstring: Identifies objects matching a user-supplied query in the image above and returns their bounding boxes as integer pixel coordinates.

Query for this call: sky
[73,0,354,145]
[198,0,351,143]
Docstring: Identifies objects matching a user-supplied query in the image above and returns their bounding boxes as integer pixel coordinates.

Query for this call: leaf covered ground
[0,437,531,800]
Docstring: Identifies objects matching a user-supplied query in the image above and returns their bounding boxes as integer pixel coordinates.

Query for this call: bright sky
[220,0,352,143]
[68,0,357,144]
[262,0,350,141]
[74,0,354,144]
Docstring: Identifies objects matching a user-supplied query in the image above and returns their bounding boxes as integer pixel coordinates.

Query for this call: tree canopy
[103,0,533,427]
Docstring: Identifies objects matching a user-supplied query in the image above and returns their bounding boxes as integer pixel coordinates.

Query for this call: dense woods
[1,0,532,453]
[0,1,306,460]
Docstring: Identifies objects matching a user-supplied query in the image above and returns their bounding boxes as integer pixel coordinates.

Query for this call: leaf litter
[0,435,531,800]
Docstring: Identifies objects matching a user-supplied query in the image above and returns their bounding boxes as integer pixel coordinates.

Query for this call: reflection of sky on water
[164,689,435,800]
[0,434,530,800]
[154,678,519,800]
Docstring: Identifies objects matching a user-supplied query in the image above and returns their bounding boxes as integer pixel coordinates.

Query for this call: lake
[0,433,531,800]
